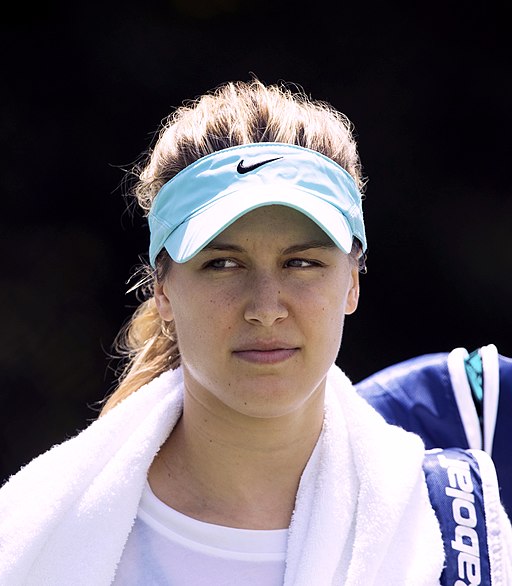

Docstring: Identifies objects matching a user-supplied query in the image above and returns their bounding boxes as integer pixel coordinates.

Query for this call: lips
[232,341,299,365]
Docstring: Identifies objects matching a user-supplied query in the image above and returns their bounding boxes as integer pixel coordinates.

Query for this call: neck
[148,381,325,529]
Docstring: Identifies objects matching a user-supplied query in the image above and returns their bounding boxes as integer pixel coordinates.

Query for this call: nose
[244,271,288,327]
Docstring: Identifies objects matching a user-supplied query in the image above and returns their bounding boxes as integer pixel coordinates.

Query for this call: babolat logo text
[438,453,481,585]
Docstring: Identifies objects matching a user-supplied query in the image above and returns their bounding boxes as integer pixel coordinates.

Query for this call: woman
[0,79,510,585]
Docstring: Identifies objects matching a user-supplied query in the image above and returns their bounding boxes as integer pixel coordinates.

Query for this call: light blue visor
[148,142,366,267]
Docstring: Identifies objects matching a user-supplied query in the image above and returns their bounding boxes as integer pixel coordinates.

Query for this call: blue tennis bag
[423,447,502,585]
[355,344,512,584]
[355,344,512,514]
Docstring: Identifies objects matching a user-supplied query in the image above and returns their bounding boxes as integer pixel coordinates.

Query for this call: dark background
[1,1,510,483]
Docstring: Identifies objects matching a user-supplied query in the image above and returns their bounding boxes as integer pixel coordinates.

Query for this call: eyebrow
[282,240,336,254]
[201,239,336,255]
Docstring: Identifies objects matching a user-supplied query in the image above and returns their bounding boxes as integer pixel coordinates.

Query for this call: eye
[204,258,240,270]
[285,258,322,268]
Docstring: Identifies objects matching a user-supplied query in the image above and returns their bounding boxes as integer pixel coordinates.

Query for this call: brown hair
[100,78,367,415]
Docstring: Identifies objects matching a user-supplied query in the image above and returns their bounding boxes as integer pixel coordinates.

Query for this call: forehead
[209,205,334,246]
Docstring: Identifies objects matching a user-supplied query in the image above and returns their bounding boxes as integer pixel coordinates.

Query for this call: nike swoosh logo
[236,157,283,174]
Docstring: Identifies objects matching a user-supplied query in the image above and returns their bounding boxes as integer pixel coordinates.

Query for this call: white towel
[0,365,445,585]
[285,366,445,585]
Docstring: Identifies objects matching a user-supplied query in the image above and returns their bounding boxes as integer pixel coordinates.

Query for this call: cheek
[319,299,346,338]
[302,281,349,339]
[171,288,239,350]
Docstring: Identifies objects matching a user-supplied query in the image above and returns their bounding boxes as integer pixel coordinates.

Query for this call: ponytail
[100,265,179,415]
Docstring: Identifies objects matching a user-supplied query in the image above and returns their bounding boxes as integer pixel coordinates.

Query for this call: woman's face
[155,205,359,419]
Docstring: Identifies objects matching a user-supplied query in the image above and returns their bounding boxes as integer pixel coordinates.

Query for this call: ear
[344,266,360,315]
[154,281,174,322]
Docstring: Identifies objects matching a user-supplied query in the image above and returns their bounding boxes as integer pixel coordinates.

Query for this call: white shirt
[113,482,288,585]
